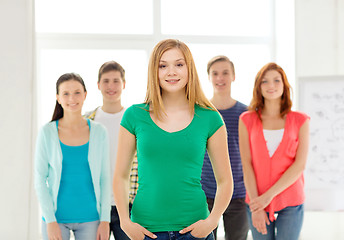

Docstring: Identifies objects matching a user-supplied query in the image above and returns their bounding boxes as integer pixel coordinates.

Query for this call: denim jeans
[144,231,214,240]
[110,205,130,239]
[42,220,99,240]
[247,204,304,240]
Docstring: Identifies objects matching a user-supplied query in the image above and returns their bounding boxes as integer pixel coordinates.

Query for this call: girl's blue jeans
[41,220,99,240]
[247,204,304,240]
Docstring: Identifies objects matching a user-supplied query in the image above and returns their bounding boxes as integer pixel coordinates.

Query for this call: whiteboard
[299,76,344,211]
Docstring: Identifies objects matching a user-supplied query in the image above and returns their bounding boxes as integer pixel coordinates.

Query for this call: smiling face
[260,70,284,101]
[98,70,125,104]
[56,80,87,113]
[158,48,188,95]
[209,60,235,94]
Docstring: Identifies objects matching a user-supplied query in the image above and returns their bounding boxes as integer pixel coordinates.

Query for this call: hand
[121,219,157,240]
[47,222,62,240]
[179,218,217,238]
[249,193,273,213]
[251,210,270,235]
[97,221,110,240]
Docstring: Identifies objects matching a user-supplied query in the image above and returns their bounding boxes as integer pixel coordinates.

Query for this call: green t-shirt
[121,103,224,232]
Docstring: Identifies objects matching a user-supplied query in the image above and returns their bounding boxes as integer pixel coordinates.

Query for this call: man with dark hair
[85,61,137,239]
[201,56,249,240]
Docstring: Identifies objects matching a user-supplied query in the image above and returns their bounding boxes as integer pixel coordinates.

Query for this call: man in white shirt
[85,61,136,240]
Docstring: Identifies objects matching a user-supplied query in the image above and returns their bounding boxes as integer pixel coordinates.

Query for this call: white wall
[0,0,37,239]
[296,0,344,239]
[296,0,344,76]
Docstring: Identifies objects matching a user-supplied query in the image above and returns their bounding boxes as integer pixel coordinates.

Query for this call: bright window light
[35,0,153,34]
[161,0,271,36]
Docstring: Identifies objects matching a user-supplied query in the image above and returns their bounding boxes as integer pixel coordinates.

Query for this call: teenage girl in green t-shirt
[113,39,234,240]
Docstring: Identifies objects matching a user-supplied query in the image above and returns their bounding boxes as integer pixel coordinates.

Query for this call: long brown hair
[144,39,215,120]
[248,62,292,118]
[51,73,87,121]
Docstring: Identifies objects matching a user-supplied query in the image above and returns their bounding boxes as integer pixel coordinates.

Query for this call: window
[161,0,271,37]
[35,0,293,124]
[35,0,153,34]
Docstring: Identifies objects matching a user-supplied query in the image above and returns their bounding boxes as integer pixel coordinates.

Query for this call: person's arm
[239,118,269,235]
[113,126,157,240]
[238,118,259,201]
[180,125,233,237]
[97,127,111,240]
[249,119,310,212]
[46,222,62,240]
[96,221,109,240]
[34,127,62,239]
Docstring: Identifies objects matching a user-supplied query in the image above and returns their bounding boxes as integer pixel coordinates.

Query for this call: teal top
[121,103,224,232]
[55,119,99,223]
[34,119,111,223]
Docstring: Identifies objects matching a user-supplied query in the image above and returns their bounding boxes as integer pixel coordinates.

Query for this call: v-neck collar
[259,113,289,159]
[147,104,197,134]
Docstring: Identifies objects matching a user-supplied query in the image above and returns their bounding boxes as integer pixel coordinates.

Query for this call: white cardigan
[34,120,111,223]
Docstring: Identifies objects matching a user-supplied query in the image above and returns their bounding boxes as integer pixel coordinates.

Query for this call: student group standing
[34,40,309,240]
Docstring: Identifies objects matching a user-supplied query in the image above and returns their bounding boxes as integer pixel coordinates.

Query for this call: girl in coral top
[239,63,310,240]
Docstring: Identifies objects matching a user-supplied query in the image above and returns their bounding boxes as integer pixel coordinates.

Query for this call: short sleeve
[120,105,137,135]
[239,111,253,130]
[208,110,224,139]
[294,111,310,128]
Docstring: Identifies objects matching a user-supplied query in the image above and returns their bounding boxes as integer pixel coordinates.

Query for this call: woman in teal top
[113,39,234,240]
[34,73,111,240]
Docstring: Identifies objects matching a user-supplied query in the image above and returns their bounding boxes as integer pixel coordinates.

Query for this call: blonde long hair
[144,39,215,120]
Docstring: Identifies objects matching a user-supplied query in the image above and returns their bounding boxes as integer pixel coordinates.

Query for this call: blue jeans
[247,204,304,240]
[42,220,99,240]
[110,205,130,239]
[144,231,214,240]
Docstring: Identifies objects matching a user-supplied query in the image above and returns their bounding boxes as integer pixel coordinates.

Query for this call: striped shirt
[201,101,247,199]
